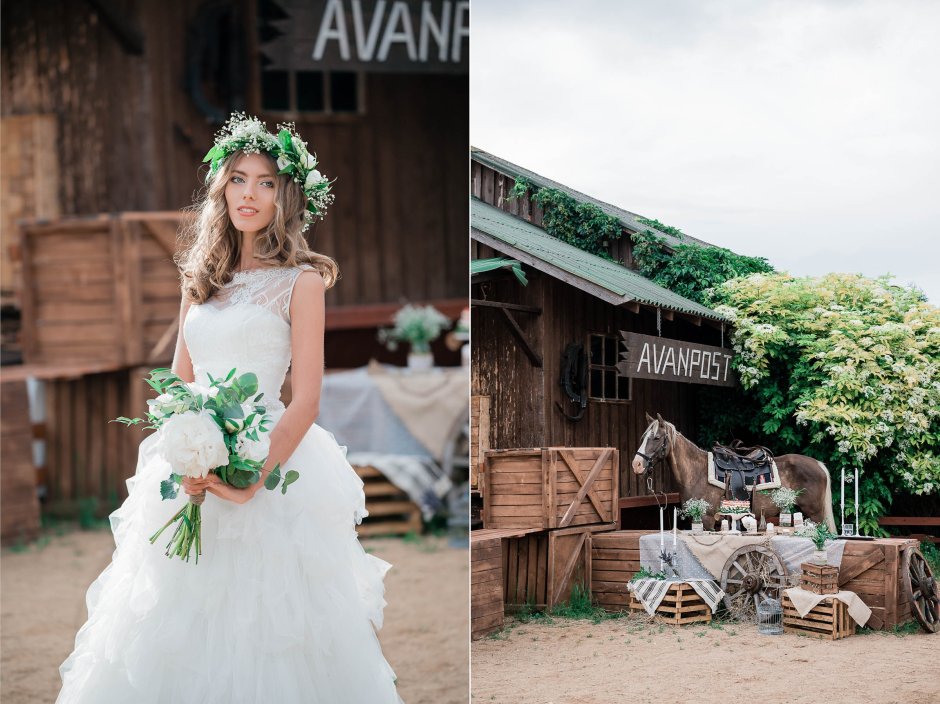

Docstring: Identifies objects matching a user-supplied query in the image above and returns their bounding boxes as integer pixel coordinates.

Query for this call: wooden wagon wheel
[902,547,939,633]
[720,545,789,622]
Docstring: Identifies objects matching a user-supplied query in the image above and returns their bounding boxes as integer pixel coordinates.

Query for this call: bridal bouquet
[114,368,299,564]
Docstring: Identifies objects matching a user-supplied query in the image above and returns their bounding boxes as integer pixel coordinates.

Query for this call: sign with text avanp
[616,332,737,388]
[261,0,469,74]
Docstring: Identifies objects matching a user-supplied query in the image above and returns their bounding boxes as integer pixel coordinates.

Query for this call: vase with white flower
[761,486,804,529]
[377,303,451,369]
[115,367,298,564]
[795,519,836,564]
[679,498,711,534]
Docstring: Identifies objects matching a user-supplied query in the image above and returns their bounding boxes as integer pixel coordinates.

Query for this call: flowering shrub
[709,273,940,534]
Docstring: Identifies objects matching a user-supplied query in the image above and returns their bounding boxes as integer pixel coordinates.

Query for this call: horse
[631,413,836,532]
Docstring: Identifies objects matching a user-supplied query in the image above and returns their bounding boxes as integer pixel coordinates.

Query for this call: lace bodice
[183,265,314,412]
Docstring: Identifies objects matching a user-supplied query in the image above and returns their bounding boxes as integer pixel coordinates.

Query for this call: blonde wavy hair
[176,150,339,304]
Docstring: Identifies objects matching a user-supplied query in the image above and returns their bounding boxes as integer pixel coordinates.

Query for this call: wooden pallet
[800,562,839,595]
[471,531,504,640]
[353,465,422,537]
[782,592,854,640]
[628,582,712,625]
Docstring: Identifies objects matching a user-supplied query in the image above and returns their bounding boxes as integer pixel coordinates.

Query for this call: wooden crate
[800,562,839,595]
[471,531,505,640]
[17,212,188,367]
[353,465,423,537]
[470,395,490,490]
[591,530,652,612]
[0,376,42,545]
[628,582,712,625]
[503,523,615,611]
[782,592,854,640]
[837,537,920,630]
[482,447,619,530]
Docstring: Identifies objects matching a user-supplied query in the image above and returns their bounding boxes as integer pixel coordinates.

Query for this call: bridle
[635,424,672,473]
[635,421,676,505]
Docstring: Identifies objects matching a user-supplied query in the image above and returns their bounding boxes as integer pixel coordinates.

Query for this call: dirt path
[472,614,940,704]
[1,526,468,704]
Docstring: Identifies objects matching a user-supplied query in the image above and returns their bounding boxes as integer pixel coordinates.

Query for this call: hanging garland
[507,177,624,259]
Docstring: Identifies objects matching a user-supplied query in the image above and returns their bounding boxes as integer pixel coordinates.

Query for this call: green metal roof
[471,147,713,249]
[471,198,728,322]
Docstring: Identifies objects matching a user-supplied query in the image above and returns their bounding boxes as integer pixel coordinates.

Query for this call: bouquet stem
[149,490,205,564]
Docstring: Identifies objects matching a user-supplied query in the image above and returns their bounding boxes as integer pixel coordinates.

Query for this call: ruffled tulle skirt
[56,417,404,704]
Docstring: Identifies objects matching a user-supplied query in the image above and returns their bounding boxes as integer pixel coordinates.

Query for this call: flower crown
[202,112,334,231]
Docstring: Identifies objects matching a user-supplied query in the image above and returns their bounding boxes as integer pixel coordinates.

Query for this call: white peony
[158,410,228,478]
[234,432,271,463]
[276,154,291,171]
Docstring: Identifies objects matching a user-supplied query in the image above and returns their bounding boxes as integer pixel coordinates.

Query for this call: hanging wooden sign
[616,331,737,388]
[261,0,469,74]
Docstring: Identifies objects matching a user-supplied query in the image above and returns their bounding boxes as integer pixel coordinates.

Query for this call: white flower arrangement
[203,112,334,231]
[377,304,451,354]
[679,498,711,522]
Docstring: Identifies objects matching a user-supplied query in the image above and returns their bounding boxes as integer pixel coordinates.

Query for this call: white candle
[841,468,845,530]
[659,507,665,570]
[673,507,678,547]
[855,468,860,534]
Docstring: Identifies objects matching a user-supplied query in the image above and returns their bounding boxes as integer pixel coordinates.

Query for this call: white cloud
[472,0,940,301]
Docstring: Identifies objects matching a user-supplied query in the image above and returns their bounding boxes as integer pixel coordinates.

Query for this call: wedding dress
[56,265,404,704]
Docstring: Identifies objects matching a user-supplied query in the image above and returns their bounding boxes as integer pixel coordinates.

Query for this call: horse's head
[632,412,674,474]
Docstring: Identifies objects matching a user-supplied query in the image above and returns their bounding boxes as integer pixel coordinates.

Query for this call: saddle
[711,440,776,500]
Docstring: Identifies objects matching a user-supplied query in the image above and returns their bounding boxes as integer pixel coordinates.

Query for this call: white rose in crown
[304,169,323,190]
[276,154,291,171]
[158,410,228,478]
[304,153,317,169]
[235,432,271,463]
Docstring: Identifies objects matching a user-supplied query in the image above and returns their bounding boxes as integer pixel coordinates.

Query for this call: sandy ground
[472,613,940,704]
[1,526,468,704]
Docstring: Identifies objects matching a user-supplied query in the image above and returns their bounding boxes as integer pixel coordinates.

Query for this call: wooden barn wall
[472,155,732,496]
[1,0,467,309]
[470,242,546,450]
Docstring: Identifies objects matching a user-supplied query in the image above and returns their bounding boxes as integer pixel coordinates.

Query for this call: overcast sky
[471,0,940,303]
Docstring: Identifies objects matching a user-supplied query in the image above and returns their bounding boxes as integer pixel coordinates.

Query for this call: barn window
[261,70,363,115]
[588,333,631,402]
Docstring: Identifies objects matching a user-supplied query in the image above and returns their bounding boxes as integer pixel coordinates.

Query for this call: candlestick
[659,507,665,571]
[673,507,678,547]
[855,468,860,535]
[841,469,845,531]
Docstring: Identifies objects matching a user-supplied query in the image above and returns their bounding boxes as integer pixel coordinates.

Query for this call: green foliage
[630,566,668,581]
[709,272,940,530]
[921,540,940,576]
[507,178,624,258]
[631,224,774,305]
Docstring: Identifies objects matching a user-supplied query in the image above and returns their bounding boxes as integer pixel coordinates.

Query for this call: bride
[56,114,405,703]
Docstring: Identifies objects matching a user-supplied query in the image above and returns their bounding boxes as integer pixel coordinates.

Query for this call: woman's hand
[182,474,221,495]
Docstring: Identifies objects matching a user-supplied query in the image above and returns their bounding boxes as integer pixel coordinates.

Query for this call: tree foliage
[709,273,940,534]
[507,178,623,258]
[631,222,774,305]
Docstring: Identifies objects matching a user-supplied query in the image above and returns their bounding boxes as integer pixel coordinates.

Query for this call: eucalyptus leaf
[160,478,179,500]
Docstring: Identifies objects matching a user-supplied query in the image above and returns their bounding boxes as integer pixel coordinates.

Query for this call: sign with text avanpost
[616,332,738,388]
[262,0,469,74]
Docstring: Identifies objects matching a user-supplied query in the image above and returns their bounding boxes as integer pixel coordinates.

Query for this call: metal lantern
[757,598,783,635]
